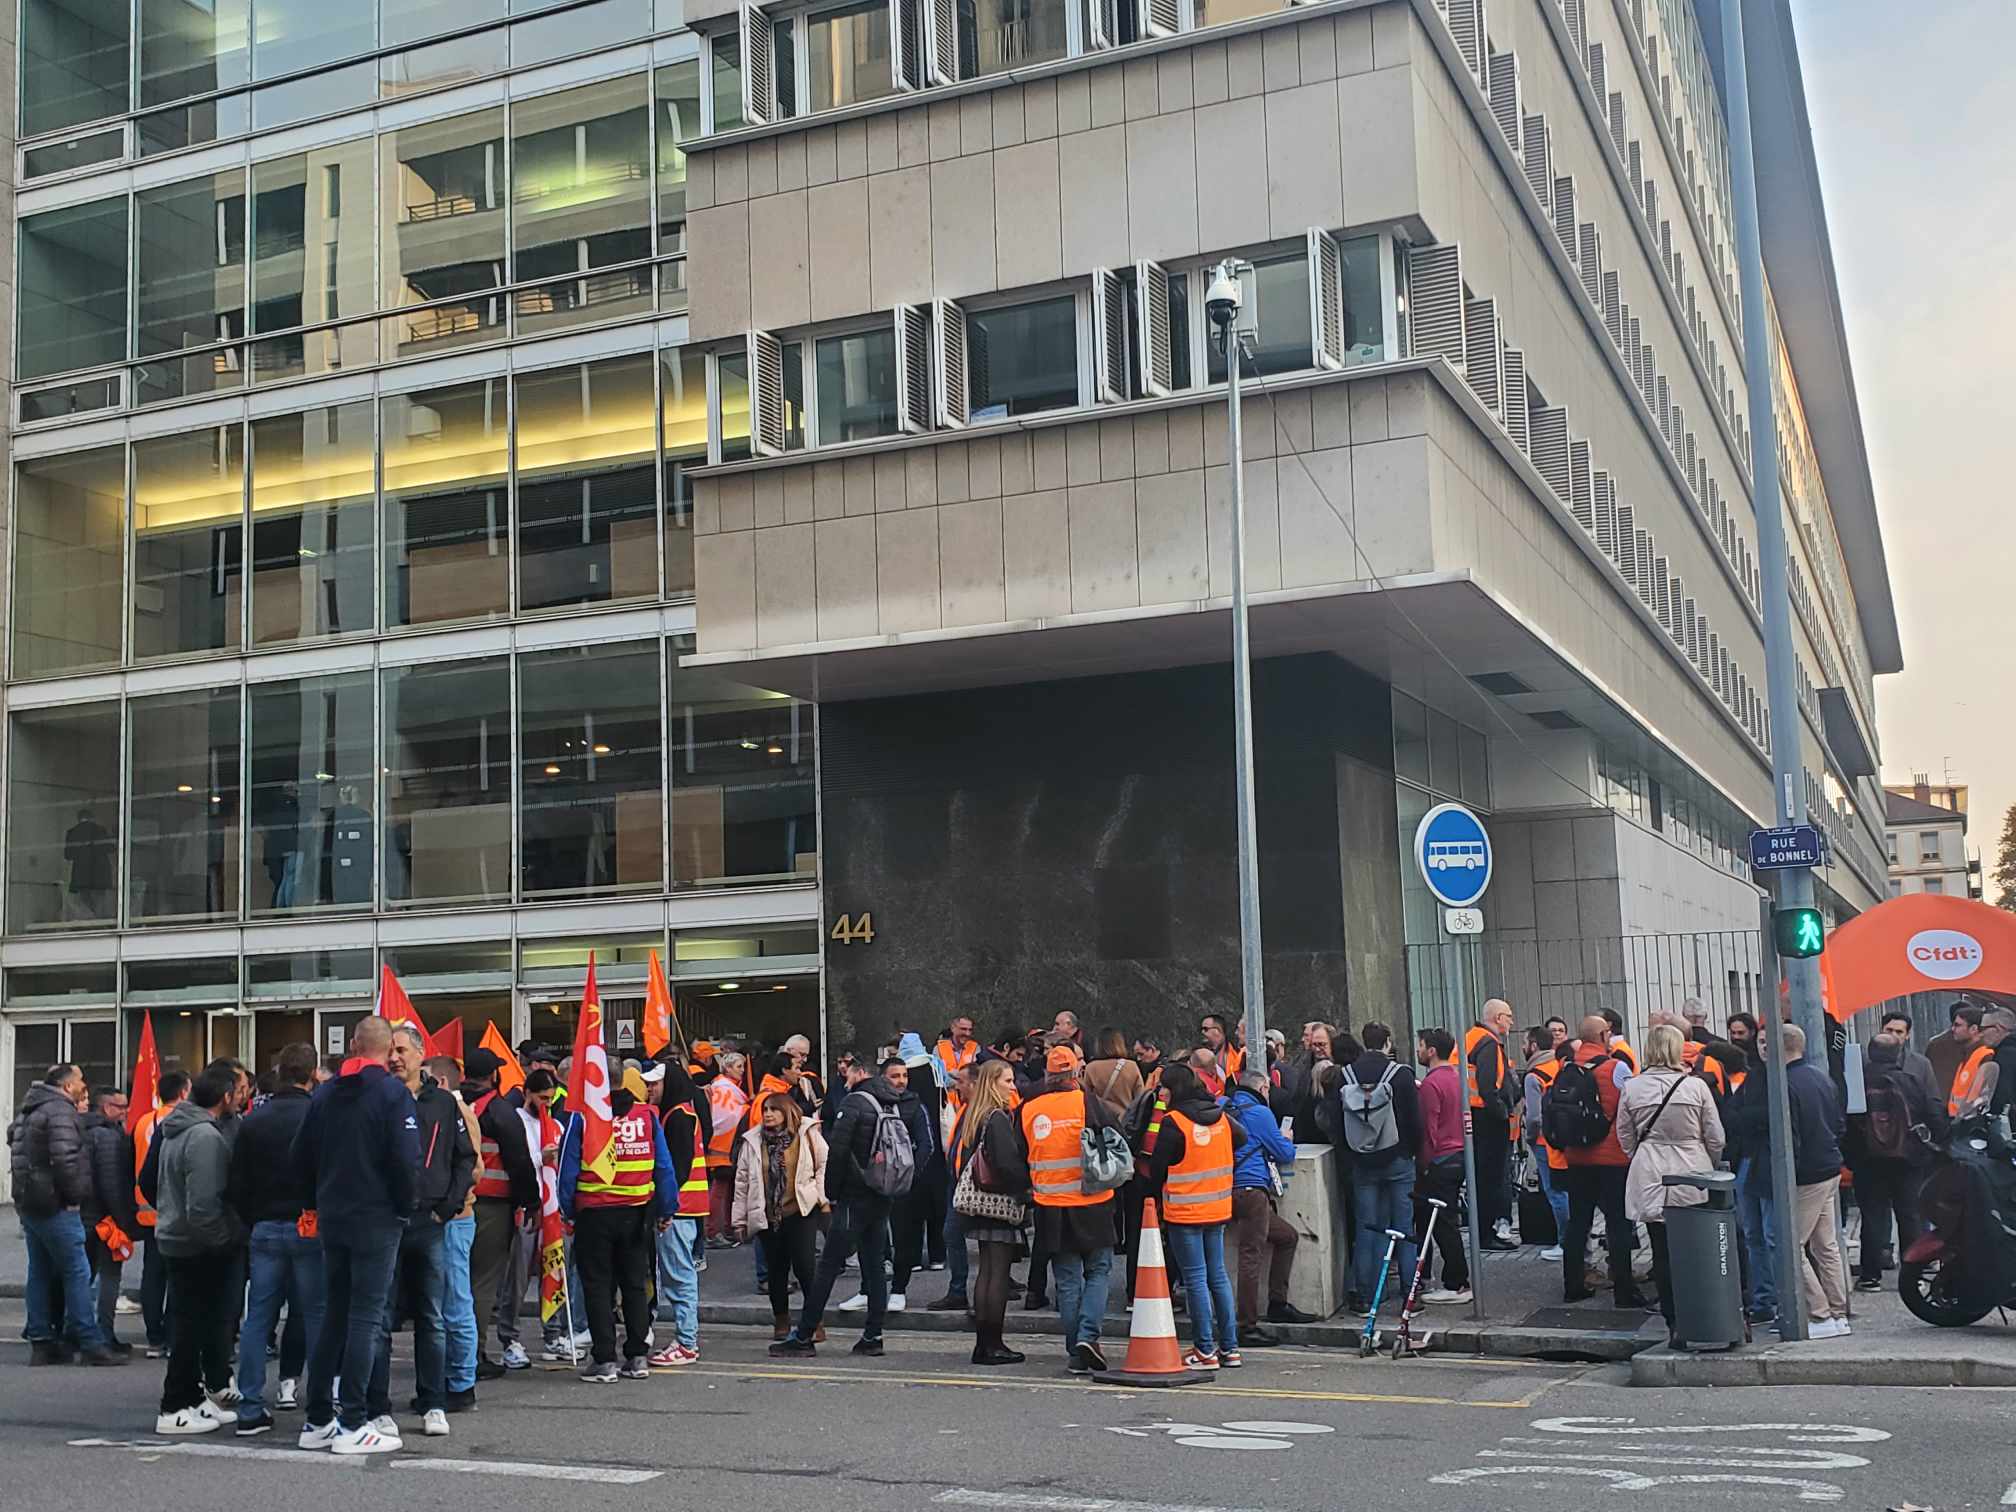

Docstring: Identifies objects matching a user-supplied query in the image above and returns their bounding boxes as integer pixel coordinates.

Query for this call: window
[717,350,752,461]
[968,295,1080,420]
[139,0,250,107]
[381,28,509,96]
[962,0,1069,78]
[382,0,507,49]
[655,60,702,254]
[1337,233,1387,364]
[663,347,707,595]
[129,687,242,924]
[17,198,129,380]
[12,446,126,678]
[1192,0,1289,25]
[6,702,121,932]
[1923,877,1945,895]
[249,402,376,643]
[252,140,376,335]
[815,327,900,444]
[515,354,660,612]
[1919,830,1941,857]
[711,32,745,130]
[132,427,246,660]
[670,646,817,886]
[509,0,648,67]
[252,0,376,79]
[510,77,654,333]
[520,642,665,898]
[22,0,130,134]
[383,657,512,905]
[247,673,376,913]
[249,59,375,129]
[1207,250,1311,381]
[381,380,510,627]
[136,171,249,366]
[806,0,897,111]
[379,108,507,359]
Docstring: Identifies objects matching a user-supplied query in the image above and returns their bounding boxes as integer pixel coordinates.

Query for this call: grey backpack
[1078,1093,1134,1194]
[1339,1062,1402,1156]
[858,1093,916,1198]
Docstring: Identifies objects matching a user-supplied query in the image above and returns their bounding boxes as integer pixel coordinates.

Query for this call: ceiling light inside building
[592,744,610,754]
[176,784,194,793]
[718,981,739,991]
[543,763,561,775]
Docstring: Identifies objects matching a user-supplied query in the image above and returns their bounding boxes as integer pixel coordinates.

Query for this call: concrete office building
[0,0,1898,1146]
[1884,777,1979,900]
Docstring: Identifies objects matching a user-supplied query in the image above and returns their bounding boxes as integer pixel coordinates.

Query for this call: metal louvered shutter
[1553,177,1577,259]
[1635,530,1653,605]
[1577,223,1601,305]
[1503,348,1529,452]
[1405,244,1465,369]
[1604,489,1626,566]
[1523,117,1551,209]
[748,330,785,455]
[741,5,774,126]
[1654,555,1671,626]
[1627,139,1644,204]
[1531,407,1569,500]
[1586,40,1607,100]
[890,0,922,89]
[1669,579,1685,644]
[1488,52,1522,155]
[1637,342,1655,406]
[1139,0,1179,37]
[1309,228,1344,370]
[1136,261,1172,399]
[894,305,931,434]
[1573,447,1597,535]
[1447,0,1485,80]
[1608,92,1628,162]
[1565,0,1585,59]
[1463,297,1502,415]
[1084,0,1118,50]
[1684,602,1699,666]
[1092,268,1127,404]
[1602,272,1622,349]
[923,0,958,85]
[934,298,968,428]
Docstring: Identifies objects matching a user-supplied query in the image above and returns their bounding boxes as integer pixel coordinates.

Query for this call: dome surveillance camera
[1205,264,1244,331]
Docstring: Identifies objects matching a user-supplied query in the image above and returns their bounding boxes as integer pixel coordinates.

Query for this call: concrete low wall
[1278,1144,1346,1319]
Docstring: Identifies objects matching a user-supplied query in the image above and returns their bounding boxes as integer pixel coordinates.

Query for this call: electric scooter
[1391,1197,1445,1360]
[1357,1229,1408,1357]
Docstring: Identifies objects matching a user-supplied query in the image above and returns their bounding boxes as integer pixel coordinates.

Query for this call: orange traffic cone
[1093,1198,1210,1387]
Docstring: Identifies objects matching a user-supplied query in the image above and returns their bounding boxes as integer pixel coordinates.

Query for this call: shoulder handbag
[954,1116,1027,1223]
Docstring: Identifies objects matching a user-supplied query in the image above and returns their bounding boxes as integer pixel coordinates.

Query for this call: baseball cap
[464,1047,502,1079]
[639,1061,667,1084]
[1045,1044,1083,1074]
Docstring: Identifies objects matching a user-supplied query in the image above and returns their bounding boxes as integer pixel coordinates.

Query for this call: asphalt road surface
[4,1309,2010,1511]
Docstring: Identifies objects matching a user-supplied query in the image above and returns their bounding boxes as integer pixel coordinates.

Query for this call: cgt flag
[478,1021,524,1097]
[376,965,421,1030]
[643,950,674,1059]
[127,1011,162,1136]
[536,1100,571,1327]
[567,954,618,1190]
[426,1016,465,1065]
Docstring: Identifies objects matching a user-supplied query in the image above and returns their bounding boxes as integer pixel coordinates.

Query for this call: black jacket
[230,1086,314,1226]
[823,1077,926,1203]
[468,1084,541,1210]
[1990,1039,2016,1121]
[1342,1051,1421,1164]
[1778,1060,1845,1186]
[81,1110,136,1231]
[1141,1089,1248,1191]
[290,1064,421,1229]
[411,1080,477,1223]
[7,1083,88,1217]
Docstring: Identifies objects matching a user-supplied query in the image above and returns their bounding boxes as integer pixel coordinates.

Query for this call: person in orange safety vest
[1014,1044,1118,1375]
[559,1065,677,1382]
[1466,999,1518,1250]
[703,1054,751,1243]
[1198,1014,1245,1084]
[1142,1061,1245,1370]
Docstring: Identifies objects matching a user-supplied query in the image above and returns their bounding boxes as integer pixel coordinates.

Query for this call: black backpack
[1542,1058,1613,1150]
[1862,1072,1916,1160]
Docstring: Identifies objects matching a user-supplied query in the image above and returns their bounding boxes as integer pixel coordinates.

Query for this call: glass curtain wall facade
[4,1,820,1099]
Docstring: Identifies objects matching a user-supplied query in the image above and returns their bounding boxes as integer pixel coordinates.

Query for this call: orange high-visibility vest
[1162,1111,1233,1224]
[1219,1044,1244,1082]
[1464,1024,1506,1109]
[936,1038,979,1127]
[132,1105,167,1229]
[1021,1091,1101,1208]
[1610,1038,1640,1074]
[662,1103,711,1217]
[1949,1044,1994,1117]
[470,1092,516,1201]
[1527,1058,1566,1171]
[577,1109,657,1208]
[705,1077,749,1168]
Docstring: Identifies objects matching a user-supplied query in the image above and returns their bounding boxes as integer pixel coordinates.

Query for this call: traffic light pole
[1721,0,1827,1055]
[1757,891,1808,1343]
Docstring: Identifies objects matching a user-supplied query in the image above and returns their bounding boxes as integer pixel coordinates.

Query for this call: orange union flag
[643,950,674,1059]
[566,954,617,1187]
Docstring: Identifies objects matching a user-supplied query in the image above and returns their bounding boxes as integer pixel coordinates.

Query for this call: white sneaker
[210,1379,242,1407]
[423,1409,449,1437]
[1540,1245,1565,1262]
[329,1423,400,1456]
[155,1407,221,1436]
[297,1420,343,1450]
[541,1342,578,1362]
[117,1296,142,1315]
[1424,1287,1473,1306]
[1809,1317,1852,1339]
[502,1342,531,1370]
[886,1293,907,1312]
[276,1377,298,1411]
[837,1292,870,1312]
[193,1399,229,1427]
[369,1415,403,1442]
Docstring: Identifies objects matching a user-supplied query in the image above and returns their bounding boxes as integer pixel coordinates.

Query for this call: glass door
[314,1003,374,1061]
[251,1007,317,1072]
[9,1015,120,1109]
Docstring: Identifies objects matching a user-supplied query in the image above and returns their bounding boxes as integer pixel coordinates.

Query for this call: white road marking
[938,1493,1264,1512]
[73,1438,659,1484]
[1099,1420,1334,1452]
[2002,1482,2016,1506]
[1216,1421,1335,1435]
[1529,1416,1891,1445]
[1479,1446,1870,1473]
[1430,1466,1842,1502]
[1431,1467,1638,1489]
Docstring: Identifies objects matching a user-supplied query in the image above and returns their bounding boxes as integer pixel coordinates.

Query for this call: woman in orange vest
[703,1054,750,1243]
[1520,1027,1570,1257]
[1144,1062,1247,1370]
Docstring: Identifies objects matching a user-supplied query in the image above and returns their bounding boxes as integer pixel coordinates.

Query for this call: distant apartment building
[1884,777,1979,900]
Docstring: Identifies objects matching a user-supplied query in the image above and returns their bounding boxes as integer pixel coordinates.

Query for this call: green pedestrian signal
[1774,906,1826,959]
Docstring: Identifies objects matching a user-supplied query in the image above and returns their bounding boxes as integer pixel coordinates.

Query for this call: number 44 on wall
[830,913,876,946]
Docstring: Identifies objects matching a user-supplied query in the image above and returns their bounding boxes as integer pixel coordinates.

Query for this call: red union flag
[376,965,420,1030]
[537,1100,570,1326]
[567,954,618,1189]
[127,1012,162,1136]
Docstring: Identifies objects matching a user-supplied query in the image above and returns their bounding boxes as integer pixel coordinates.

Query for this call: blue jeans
[380,1219,449,1411]
[308,1221,403,1431]
[238,1221,325,1421]
[1051,1245,1114,1353]
[1163,1223,1237,1357]
[655,1216,701,1348]
[1350,1156,1418,1307]
[20,1209,105,1351]
[442,1215,477,1393]
[1534,1150,1571,1238]
[1736,1156,1776,1315]
[944,1208,969,1299]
